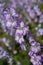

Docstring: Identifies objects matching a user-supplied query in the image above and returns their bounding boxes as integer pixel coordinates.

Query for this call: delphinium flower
[30,42,41,53]
[28,50,34,57]
[0,47,4,58]
[33,5,41,16]
[30,54,42,65]
[2,38,10,47]
[0,2,5,13]
[29,36,41,53]
[1,4,29,51]
[27,7,36,19]
[36,28,43,36]
[10,0,17,8]
[41,54,43,62]
[0,47,8,59]
[11,0,31,8]
[31,0,37,3]
[39,14,43,23]
[28,35,42,65]
[15,21,29,51]
[15,29,26,51]
[0,0,43,65]
[29,36,41,54]
[1,7,18,36]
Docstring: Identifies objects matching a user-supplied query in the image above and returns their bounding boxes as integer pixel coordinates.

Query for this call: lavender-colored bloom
[28,50,34,57]
[2,38,10,47]
[39,14,43,23]
[6,21,12,28]
[3,9,12,21]
[20,44,26,51]
[15,31,24,44]
[34,5,41,16]
[29,37,35,45]
[0,3,5,8]
[31,0,37,3]
[15,21,29,44]
[0,47,7,59]
[37,28,43,36]
[15,30,26,51]
[30,42,41,53]
[0,3,5,13]
[29,9,36,19]
[0,47,4,55]
[10,0,17,8]
[10,7,19,17]
[18,21,29,35]
[41,54,43,62]
[30,54,42,65]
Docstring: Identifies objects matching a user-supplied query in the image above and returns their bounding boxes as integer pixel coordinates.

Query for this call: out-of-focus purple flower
[20,44,26,51]
[39,14,43,23]
[6,21,12,28]
[15,21,29,43]
[15,31,24,44]
[3,8,12,21]
[29,9,36,19]
[10,7,19,17]
[18,21,29,35]
[0,47,7,59]
[37,28,43,36]
[0,3,5,8]
[41,54,43,62]
[29,36,35,45]
[0,3,5,13]
[34,5,41,16]
[30,54,42,65]
[2,38,10,47]
[10,0,17,8]
[30,42,41,53]
[15,29,26,51]
[28,50,34,57]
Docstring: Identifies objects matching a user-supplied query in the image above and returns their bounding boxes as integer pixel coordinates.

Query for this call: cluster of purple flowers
[0,6,29,51]
[0,0,43,65]
[0,46,9,59]
[28,36,42,65]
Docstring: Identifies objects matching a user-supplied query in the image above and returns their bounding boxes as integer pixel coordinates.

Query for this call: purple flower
[20,44,26,51]
[29,37,35,45]
[15,31,24,44]
[34,5,41,16]
[41,54,43,62]
[37,28,43,36]
[39,14,43,23]
[0,3,5,13]
[28,50,34,57]
[30,54,42,65]
[29,9,35,19]
[10,0,17,8]
[30,42,41,53]
[10,7,19,17]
